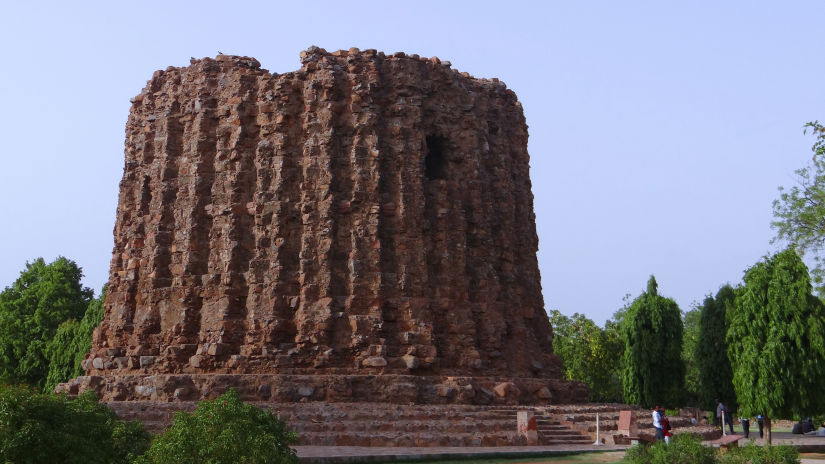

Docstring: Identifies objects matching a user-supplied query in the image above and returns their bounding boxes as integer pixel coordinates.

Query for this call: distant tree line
[552,121,825,444]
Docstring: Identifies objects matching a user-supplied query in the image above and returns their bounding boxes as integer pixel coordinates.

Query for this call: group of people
[652,406,672,444]
[716,399,765,438]
[652,399,825,441]
[653,400,768,442]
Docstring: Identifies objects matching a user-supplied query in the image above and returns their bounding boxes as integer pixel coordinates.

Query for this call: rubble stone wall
[70,48,585,403]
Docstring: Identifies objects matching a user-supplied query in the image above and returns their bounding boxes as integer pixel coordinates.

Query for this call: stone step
[296,431,524,447]
[542,438,594,445]
[295,420,513,433]
[538,425,571,431]
[538,428,585,435]
[109,402,518,422]
[112,401,712,447]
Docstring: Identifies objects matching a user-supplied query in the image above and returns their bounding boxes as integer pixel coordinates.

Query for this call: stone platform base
[106,402,716,448]
[57,373,588,404]
[109,402,591,446]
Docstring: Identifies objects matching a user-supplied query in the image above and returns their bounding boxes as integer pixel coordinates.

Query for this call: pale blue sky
[1,1,822,324]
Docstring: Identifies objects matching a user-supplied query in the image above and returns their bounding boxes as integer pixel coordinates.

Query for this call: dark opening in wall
[140,175,152,211]
[425,135,447,180]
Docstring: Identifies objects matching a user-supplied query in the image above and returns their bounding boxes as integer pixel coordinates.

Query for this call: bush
[622,434,800,464]
[0,384,150,464]
[623,434,716,464]
[135,389,298,464]
[718,444,800,464]
[113,419,152,463]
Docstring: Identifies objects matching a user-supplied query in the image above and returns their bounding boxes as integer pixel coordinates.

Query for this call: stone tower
[63,48,587,404]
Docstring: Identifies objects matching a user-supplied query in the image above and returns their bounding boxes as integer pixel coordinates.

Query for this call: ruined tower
[63,48,587,404]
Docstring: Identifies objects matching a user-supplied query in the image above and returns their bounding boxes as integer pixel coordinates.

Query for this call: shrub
[623,434,716,464]
[113,419,152,463]
[0,384,150,464]
[623,434,800,464]
[135,389,298,464]
[718,444,800,464]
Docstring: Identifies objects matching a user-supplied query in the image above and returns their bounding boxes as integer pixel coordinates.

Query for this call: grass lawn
[400,451,626,464]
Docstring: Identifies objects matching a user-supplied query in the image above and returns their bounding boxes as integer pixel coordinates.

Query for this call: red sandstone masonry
[60,47,586,404]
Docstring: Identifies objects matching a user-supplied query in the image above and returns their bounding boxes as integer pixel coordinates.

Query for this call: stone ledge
[57,373,588,404]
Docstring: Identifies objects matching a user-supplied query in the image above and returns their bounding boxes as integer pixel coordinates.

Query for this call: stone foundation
[58,373,588,404]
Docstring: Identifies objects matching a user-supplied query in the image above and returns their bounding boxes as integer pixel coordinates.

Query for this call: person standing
[653,406,663,441]
[716,400,725,433]
[724,405,735,434]
[757,414,765,438]
[740,416,750,438]
[661,409,672,445]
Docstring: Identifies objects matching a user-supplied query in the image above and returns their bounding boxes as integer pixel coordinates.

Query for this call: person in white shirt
[715,400,725,432]
[652,406,663,441]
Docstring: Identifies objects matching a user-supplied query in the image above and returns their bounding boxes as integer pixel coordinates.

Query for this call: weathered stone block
[494,382,519,398]
[135,385,155,397]
[362,356,388,368]
[297,386,315,397]
[206,343,228,356]
[402,354,419,370]
[536,386,553,400]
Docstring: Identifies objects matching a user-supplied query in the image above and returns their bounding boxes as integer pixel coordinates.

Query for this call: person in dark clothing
[740,417,750,438]
[803,418,815,434]
[757,414,765,438]
[725,408,735,434]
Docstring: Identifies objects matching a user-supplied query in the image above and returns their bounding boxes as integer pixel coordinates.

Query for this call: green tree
[45,286,107,392]
[621,275,685,408]
[0,257,93,387]
[0,384,150,464]
[135,389,298,464]
[727,248,825,444]
[772,121,825,291]
[696,285,737,412]
[682,306,701,406]
[549,310,624,402]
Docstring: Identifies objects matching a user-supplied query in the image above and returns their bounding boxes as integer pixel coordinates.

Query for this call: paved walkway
[294,445,628,463]
[710,431,825,451]
[293,432,825,463]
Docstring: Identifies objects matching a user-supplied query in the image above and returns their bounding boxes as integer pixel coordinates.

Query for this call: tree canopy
[621,275,685,408]
[0,257,93,387]
[549,310,624,402]
[45,286,107,392]
[772,121,825,291]
[696,285,737,411]
[681,306,701,406]
[727,248,825,419]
